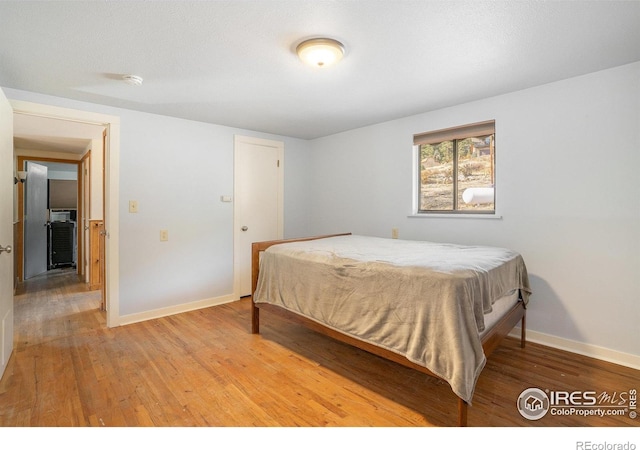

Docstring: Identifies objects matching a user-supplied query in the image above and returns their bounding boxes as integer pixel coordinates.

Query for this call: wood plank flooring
[1,269,638,427]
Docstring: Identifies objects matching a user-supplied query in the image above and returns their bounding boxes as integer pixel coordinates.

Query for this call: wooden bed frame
[250,233,526,427]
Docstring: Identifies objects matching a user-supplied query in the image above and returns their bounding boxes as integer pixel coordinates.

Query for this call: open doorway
[11,100,120,328]
[16,153,101,309]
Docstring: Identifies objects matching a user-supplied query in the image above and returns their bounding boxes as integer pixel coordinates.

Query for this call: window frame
[413,120,496,216]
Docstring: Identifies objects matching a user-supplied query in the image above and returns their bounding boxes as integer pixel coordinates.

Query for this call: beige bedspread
[253,234,531,403]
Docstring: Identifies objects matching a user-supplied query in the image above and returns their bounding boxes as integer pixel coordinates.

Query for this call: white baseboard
[510,327,640,370]
[118,293,239,327]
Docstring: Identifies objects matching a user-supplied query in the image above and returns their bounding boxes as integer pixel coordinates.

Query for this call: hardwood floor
[1,269,638,428]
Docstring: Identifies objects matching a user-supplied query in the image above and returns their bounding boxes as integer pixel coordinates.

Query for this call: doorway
[10,100,120,328]
[233,135,284,298]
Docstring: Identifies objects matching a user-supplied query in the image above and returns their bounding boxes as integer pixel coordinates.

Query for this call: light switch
[160,230,168,241]
[129,200,138,213]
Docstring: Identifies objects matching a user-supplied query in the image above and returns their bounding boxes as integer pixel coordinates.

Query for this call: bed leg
[520,310,526,349]
[250,242,262,334]
[458,399,468,427]
[251,301,260,334]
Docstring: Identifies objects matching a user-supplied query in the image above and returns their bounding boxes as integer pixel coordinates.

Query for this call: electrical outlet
[160,229,168,241]
[129,200,138,213]
[392,228,399,239]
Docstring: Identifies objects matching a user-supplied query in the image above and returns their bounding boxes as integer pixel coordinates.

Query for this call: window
[414,120,495,214]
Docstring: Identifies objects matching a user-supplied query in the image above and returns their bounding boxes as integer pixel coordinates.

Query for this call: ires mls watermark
[517,387,637,420]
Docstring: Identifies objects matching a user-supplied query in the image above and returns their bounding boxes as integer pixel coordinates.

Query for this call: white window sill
[408,213,503,219]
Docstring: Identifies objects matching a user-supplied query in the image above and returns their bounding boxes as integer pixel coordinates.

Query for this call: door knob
[241,226,248,231]
[0,245,12,255]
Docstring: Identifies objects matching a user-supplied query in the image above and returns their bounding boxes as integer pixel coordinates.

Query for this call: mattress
[479,289,521,338]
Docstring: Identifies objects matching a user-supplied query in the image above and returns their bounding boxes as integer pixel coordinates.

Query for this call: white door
[0,88,14,380]
[24,161,48,279]
[234,135,283,297]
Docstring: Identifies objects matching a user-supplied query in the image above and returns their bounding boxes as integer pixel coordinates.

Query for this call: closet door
[234,136,283,297]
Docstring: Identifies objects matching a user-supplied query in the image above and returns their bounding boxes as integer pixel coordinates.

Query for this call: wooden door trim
[79,150,91,281]
[88,220,104,292]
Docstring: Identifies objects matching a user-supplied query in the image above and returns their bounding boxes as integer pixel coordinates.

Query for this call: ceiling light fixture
[122,74,144,86]
[296,38,345,68]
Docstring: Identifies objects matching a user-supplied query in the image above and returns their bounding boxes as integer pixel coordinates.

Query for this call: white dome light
[296,38,345,68]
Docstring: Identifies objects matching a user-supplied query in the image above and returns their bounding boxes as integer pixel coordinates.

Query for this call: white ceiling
[13,113,104,154]
[1,0,640,144]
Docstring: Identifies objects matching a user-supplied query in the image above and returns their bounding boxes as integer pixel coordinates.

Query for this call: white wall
[4,87,312,319]
[307,62,640,365]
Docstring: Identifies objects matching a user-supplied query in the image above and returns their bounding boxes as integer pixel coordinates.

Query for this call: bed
[250,233,531,426]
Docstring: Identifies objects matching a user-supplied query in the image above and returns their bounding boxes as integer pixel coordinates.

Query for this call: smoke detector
[122,74,143,86]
